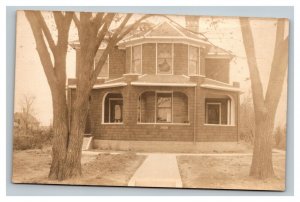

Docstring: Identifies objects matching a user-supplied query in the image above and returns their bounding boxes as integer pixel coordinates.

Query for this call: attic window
[157,43,173,74]
[95,50,109,78]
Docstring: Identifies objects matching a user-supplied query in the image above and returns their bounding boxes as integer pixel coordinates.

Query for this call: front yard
[12,148,146,186]
[177,153,286,191]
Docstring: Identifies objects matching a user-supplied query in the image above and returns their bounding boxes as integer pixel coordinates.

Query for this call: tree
[18,94,37,134]
[25,11,151,180]
[239,17,288,179]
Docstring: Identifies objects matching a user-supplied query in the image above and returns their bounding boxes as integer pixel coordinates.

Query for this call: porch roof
[201,78,241,92]
[131,74,196,87]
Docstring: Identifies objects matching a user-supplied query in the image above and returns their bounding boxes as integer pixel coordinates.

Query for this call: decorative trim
[67,82,127,89]
[131,82,196,87]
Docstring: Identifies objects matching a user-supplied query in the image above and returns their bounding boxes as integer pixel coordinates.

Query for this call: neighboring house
[14,112,40,132]
[68,18,241,146]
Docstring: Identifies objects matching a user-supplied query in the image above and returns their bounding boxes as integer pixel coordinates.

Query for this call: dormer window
[157,43,173,74]
[131,45,142,74]
[188,45,200,75]
[95,50,109,78]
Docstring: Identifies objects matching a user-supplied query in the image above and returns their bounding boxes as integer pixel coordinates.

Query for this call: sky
[14,11,289,127]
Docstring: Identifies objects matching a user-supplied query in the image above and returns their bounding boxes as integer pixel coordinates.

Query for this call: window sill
[137,122,190,126]
[101,123,124,125]
[204,124,235,127]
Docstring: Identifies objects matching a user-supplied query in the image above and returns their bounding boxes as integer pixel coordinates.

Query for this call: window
[103,93,123,123]
[157,43,173,74]
[138,91,188,124]
[132,45,142,74]
[206,103,221,124]
[188,45,199,75]
[95,50,109,78]
[156,93,172,123]
[205,96,234,125]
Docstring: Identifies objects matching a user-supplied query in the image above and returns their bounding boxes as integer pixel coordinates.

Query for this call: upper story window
[188,45,200,75]
[157,43,173,74]
[95,50,109,78]
[131,45,142,74]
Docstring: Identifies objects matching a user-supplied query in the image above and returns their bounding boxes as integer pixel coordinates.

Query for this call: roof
[69,20,232,59]
[206,45,233,58]
[68,74,241,92]
[131,74,196,87]
[201,78,241,92]
[118,21,210,47]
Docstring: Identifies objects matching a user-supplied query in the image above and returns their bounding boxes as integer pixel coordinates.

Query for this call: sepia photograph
[12,10,289,191]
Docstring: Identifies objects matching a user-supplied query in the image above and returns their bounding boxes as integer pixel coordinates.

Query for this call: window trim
[102,93,124,125]
[188,44,201,76]
[137,91,190,125]
[130,44,142,74]
[156,43,174,75]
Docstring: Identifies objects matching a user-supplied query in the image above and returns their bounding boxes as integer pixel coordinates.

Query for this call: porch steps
[82,135,93,151]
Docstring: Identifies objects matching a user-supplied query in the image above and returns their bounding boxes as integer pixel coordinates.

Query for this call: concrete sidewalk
[128,154,182,188]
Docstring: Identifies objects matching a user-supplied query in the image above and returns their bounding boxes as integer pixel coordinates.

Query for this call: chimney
[185,16,199,32]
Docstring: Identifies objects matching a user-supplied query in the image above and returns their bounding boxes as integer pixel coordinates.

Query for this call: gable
[147,22,183,37]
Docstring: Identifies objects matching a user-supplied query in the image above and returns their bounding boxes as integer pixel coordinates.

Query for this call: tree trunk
[48,89,69,180]
[250,112,275,178]
[61,95,90,179]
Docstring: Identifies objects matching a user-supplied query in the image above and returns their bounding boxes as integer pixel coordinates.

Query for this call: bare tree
[19,94,36,135]
[25,11,151,180]
[239,17,288,179]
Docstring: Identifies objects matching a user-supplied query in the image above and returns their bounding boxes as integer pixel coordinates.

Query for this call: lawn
[177,153,286,191]
[12,148,146,186]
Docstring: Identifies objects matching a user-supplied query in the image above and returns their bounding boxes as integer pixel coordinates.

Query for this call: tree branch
[239,17,267,114]
[264,19,288,109]
[116,14,152,42]
[25,11,57,88]
[33,11,57,54]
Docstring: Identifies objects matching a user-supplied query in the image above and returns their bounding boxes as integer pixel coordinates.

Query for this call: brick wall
[205,58,230,83]
[195,88,238,141]
[69,85,239,142]
[109,46,125,78]
[125,47,131,73]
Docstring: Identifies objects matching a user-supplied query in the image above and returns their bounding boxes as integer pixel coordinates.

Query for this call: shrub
[13,127,53,150]
[273,126,286,150]
[239,94,255,144]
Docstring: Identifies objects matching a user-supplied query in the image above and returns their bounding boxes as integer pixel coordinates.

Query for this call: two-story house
[68,18,241,150]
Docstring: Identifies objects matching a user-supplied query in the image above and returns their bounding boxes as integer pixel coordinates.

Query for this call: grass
[177,153,286,191]
[12,148,146,186]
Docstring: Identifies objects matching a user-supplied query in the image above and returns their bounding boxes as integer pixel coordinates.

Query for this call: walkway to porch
[127,154,182,188]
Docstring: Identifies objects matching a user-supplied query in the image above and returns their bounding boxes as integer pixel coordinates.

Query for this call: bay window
[188,45,200,75]
[157,43,173,74]
[132,45,142,74]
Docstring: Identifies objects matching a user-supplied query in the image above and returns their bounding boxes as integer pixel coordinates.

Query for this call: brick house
[68,19,241,149]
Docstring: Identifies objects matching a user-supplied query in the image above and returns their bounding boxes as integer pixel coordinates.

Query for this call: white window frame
[188,45,201,76]
[130,44,142,74]
[156,43,174,75]
[102,93,123,125]
[204,99,235,126]
[137,91,190,125]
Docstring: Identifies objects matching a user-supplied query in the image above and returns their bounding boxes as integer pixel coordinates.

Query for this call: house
[68,17,241,150]
[14,112,40,132]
